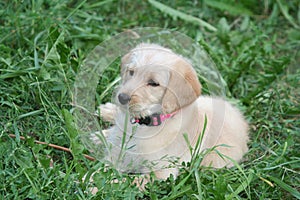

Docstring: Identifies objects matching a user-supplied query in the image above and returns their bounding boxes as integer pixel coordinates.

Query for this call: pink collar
[131,111,178,126]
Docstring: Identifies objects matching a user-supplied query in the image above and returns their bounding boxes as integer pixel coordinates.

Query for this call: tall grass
[0,0,299,199]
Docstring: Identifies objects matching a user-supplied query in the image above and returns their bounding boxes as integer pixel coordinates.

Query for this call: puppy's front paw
[90,130,109,145]
[96,103,118,123]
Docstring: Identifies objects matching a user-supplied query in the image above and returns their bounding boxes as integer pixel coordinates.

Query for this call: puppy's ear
[162,59,201,113]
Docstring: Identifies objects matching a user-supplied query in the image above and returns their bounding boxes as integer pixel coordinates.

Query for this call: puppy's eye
[129,70,134,76]
[147,79,160,87]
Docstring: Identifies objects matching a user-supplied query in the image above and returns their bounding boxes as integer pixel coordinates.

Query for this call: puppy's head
[117,43,201,118]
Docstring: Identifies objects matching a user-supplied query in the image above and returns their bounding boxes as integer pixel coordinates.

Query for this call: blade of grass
[167,185,192,200]
[23,170,38,193]
[83,0,114,9]
[0,68,37,80]
[204,0,253,16]
[190,115,207,169]
[148,0,217,32]
[117,111,130,164]
[226,171,253,199]
[17,109,44,120]
[193,169,203,200]
[99,77,121,100]
[61,0,87,24]
[268,175,300,199]
[276,0,300,29]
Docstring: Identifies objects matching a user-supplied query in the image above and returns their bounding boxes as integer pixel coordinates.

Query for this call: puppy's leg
[154,168,179,180]
[96,102,118,124]
[90,129,110,145]
[132,174,151,191]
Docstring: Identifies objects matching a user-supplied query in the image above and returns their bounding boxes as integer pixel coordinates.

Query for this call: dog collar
[130,112,177,126]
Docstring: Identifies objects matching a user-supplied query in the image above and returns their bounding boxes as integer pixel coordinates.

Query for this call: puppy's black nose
[118,93,131,105]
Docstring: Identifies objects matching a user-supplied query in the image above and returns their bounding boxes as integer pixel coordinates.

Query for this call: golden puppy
[97,43,249,180]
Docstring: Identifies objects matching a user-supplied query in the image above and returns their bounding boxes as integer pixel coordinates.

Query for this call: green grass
[1,0,299,199]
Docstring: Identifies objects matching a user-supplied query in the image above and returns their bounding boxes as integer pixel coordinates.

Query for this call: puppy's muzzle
[118,93,131,105]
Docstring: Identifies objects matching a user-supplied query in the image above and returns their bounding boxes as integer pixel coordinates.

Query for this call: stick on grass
[8,134,96,161]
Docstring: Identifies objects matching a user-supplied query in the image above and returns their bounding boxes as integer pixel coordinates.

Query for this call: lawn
[0,0,299,199]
